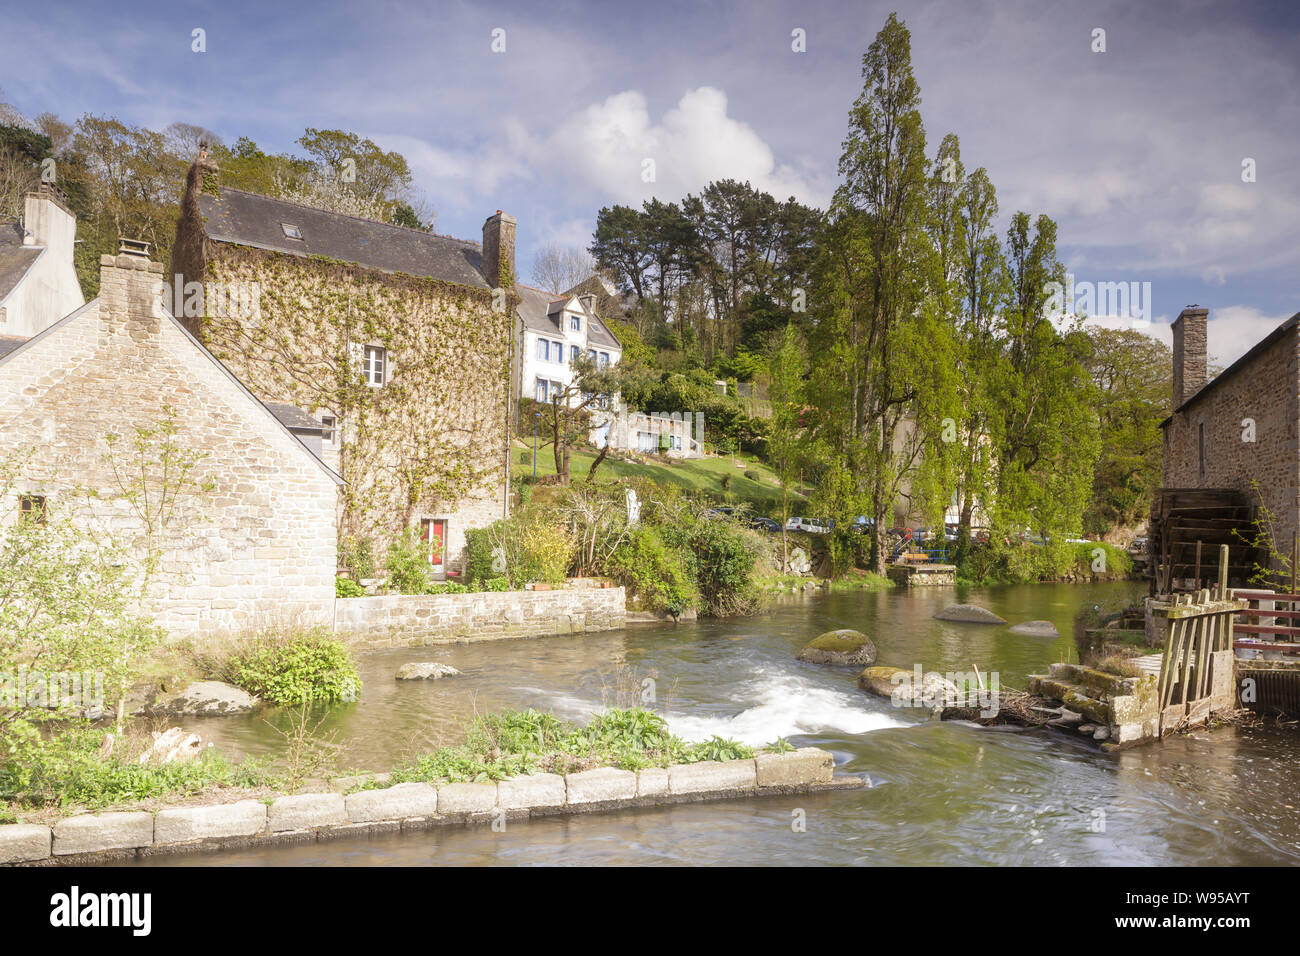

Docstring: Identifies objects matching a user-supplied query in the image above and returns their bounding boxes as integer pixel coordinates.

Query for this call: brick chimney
[98,240,165,339]
[481,210,517,290]
[1172,306,1208,409]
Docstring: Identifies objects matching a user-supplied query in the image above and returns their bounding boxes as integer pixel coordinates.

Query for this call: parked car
[749,517,781,533]
[785,516,831,534]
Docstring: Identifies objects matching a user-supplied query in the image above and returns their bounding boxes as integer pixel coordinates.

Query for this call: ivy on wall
[199,244,515,551]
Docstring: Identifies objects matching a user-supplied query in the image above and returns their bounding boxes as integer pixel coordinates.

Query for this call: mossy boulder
[797,629,877,667]
[934,604,1007,625]
[857,666,959,707]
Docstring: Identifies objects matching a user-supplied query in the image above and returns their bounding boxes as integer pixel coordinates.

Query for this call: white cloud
[540,87,826,207]
[1085,305,1294,368]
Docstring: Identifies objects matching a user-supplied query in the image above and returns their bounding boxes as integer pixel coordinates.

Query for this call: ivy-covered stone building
[169,161,514,577]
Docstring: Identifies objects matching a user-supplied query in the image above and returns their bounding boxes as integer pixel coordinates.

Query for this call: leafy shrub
[384,528,431,594]
[682,735,757,763]
[480,576,510,592]
[424,580,468,594]
[465,512,575,588]
[338,536,376,579]
[607,527,696,616]
[221,628,361,705]
[335,576,366,598]
[744,470,760,481]
[379,707,752,783]
[666,515,760,616]
[0,724,267,809]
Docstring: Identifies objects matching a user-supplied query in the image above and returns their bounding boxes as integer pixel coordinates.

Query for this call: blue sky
[3,0,1298,363]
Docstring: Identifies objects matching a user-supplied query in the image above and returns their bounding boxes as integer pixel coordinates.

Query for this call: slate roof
[267,402,324,433]
[0,335,30,360]
[515,284,622,351]
[0,221,41,304]
[199,189,489,289]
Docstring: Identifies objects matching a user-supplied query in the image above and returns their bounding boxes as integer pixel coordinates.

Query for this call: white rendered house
[515,284,622,407]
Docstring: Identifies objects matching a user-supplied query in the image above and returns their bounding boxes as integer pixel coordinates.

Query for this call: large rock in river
[153,680,259,717]
[934,604,1007,625]
[858,666,960,707]
[1008,619,1060,637]
[797,629,877,667]
[395,662,461,681]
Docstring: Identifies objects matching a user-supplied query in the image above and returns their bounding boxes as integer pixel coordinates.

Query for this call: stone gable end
[0,257,339,637]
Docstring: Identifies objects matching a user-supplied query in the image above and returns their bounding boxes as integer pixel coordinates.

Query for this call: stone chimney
[98,240,165,339]
[1172,306,1208,409]
[481,210,517,291]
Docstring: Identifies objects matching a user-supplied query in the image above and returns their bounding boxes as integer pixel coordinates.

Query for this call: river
[138,581,1300,866]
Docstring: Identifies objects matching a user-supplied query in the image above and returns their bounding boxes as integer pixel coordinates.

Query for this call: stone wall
[1,747,855,866]
[0,254,339,636]
[333,586,626,649]
[1162,321,1300,568]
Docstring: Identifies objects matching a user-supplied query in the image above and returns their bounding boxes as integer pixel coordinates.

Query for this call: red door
[421,519,446,568]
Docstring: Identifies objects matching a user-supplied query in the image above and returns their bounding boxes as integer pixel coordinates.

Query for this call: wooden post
[1291,532,1297,602]
[1195,540,1203,593]
[1218,544,1229,601]
[1158,615,1181,709]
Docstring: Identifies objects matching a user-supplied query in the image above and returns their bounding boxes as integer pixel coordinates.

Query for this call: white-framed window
[536,338,548,361]
[535,378,548,402]
[364,346,386,386]
[588,348,597,361]
[553,339,563,361]
[570,344,579,363]
[674,435,682,451]
[599,351,610,368]
[549,380,563,401]
[321,415,336,443]
[571,315,581,332]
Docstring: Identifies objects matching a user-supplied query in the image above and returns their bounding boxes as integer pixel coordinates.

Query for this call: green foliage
[681,736,756,763]
[607,526,697,616]
[339,536,377,579]
[466,512,574,588]
[381,707,753,784]
[0,724,267,809]
[664,513,761,616]
[335,576,366,598]
[424,580,468,594]
[384,527,431,595]
[220,629,361,706]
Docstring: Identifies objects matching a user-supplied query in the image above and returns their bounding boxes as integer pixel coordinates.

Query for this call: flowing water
[138,581,1300,866]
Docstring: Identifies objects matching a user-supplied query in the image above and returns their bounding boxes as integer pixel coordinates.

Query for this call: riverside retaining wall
[1,748,859,865]
[333,586,626,649]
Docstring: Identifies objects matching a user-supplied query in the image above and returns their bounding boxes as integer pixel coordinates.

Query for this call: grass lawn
[512,440,806,516]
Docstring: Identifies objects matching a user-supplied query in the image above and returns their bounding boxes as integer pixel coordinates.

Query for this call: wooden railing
[1153,587,1244,714]
[1230,589,1300,655]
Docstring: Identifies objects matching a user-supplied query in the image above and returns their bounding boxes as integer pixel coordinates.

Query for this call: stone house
[0,185,85,341]
[1154,305,1300,591]
[0,245,341,636]
[171,167,514,577]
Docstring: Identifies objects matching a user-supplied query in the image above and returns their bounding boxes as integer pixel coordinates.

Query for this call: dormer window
[571,315,581,332]
[281,223,303,240]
